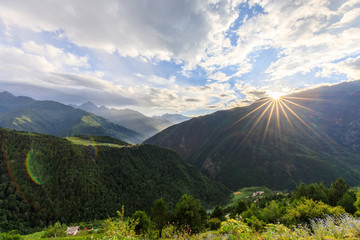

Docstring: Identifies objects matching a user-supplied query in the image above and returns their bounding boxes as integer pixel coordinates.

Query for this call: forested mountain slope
[0,128,230,233]
[146,80,360,190]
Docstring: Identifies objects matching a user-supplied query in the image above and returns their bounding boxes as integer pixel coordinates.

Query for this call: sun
[269,92,283,100]
[231,92,319,145]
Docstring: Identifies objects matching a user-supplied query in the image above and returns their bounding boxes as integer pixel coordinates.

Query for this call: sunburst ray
[235,95,327,146]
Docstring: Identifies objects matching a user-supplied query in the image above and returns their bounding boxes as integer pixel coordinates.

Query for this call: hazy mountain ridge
[0,92,145,143]
[75,102,190,138]
[145,80,360,190]
[153,113,191,124]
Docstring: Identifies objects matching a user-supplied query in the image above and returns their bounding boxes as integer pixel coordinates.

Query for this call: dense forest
[2,178,360,239]
[2,128,360,239]
[0,128,230,234]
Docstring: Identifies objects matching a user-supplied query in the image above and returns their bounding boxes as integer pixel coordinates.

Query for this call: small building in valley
[66,226,80,235]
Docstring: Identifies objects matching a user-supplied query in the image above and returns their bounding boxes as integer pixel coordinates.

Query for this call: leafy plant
[104,206,136,239]
[282,198,345,225]
[41,222,66,238]
[219,218,252,239]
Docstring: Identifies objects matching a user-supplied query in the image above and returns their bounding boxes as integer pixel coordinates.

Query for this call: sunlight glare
[269,92,282,100]
[233,93,320,145]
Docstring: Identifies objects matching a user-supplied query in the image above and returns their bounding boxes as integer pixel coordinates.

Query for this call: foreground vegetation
[2,178,360,239]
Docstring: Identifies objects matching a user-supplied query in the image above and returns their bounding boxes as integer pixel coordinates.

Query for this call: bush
[259,200,284,223]
[173,194,207,234]
[41,221,66,238]
[131,210,150,235]
[105,207,136,239]
[220,218,252,239]
[151,198,170,238]
[211,206,225,221]
[230,200,247,218]
[282,198,345,225]
[244,216,265,231]
[207,218,221,230]
[0,233,23,240]
[337,192,357,214]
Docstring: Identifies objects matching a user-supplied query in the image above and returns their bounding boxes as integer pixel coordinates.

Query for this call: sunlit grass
[65,137,124,148]
[23,231,44,239]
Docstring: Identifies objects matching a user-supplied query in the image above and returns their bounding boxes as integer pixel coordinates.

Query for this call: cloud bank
[0,0,359,115]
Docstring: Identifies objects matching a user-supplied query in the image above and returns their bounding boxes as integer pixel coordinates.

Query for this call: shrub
[220,218,252,239]
[104,206,136,239]
[282,198,345,226]
[131,210,150,235]
[0,233,23,240]
[173,194,207,234]
[207,218,222,230]
[244,216,265,232]
[41,221,67,238]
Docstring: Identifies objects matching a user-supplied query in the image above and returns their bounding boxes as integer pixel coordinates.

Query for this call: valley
[2,81,360,239]
[1,1,360,238]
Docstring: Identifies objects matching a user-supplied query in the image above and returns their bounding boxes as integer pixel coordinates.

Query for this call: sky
[0,0,359,116]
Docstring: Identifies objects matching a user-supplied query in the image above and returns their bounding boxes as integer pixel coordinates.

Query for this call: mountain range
[0,92,144,143]
[145,80,360,190]
[153,113,191,125]
[75,101,190,138]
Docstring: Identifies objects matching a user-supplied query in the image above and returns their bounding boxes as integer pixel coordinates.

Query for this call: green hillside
[0,92,145,143]
[67,135,129,147]
[0,128,230,233]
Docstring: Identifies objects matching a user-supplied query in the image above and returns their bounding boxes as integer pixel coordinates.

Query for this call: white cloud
[230,0,360,83]
[0,0,359,115]
[22,41,89,69]
[0,44,127,101]
[317,55,360,80]
[331,7,360,28]
[0,45,55,80]
[0,0,239,66]
[235,82,267,102]
[208,71,232,82]
[141,74,176,86]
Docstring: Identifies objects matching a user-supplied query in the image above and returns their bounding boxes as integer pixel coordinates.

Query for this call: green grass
[24,231,44,239]
[65,137,126,148]
[24,230,104,240]
[81,115,101,127]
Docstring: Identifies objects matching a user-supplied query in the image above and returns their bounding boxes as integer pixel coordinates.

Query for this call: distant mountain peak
[78,101,99,111]
[0,91,15,99]
[153,113,191,124]
[80,101,97,107]
[99,105,108,110]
